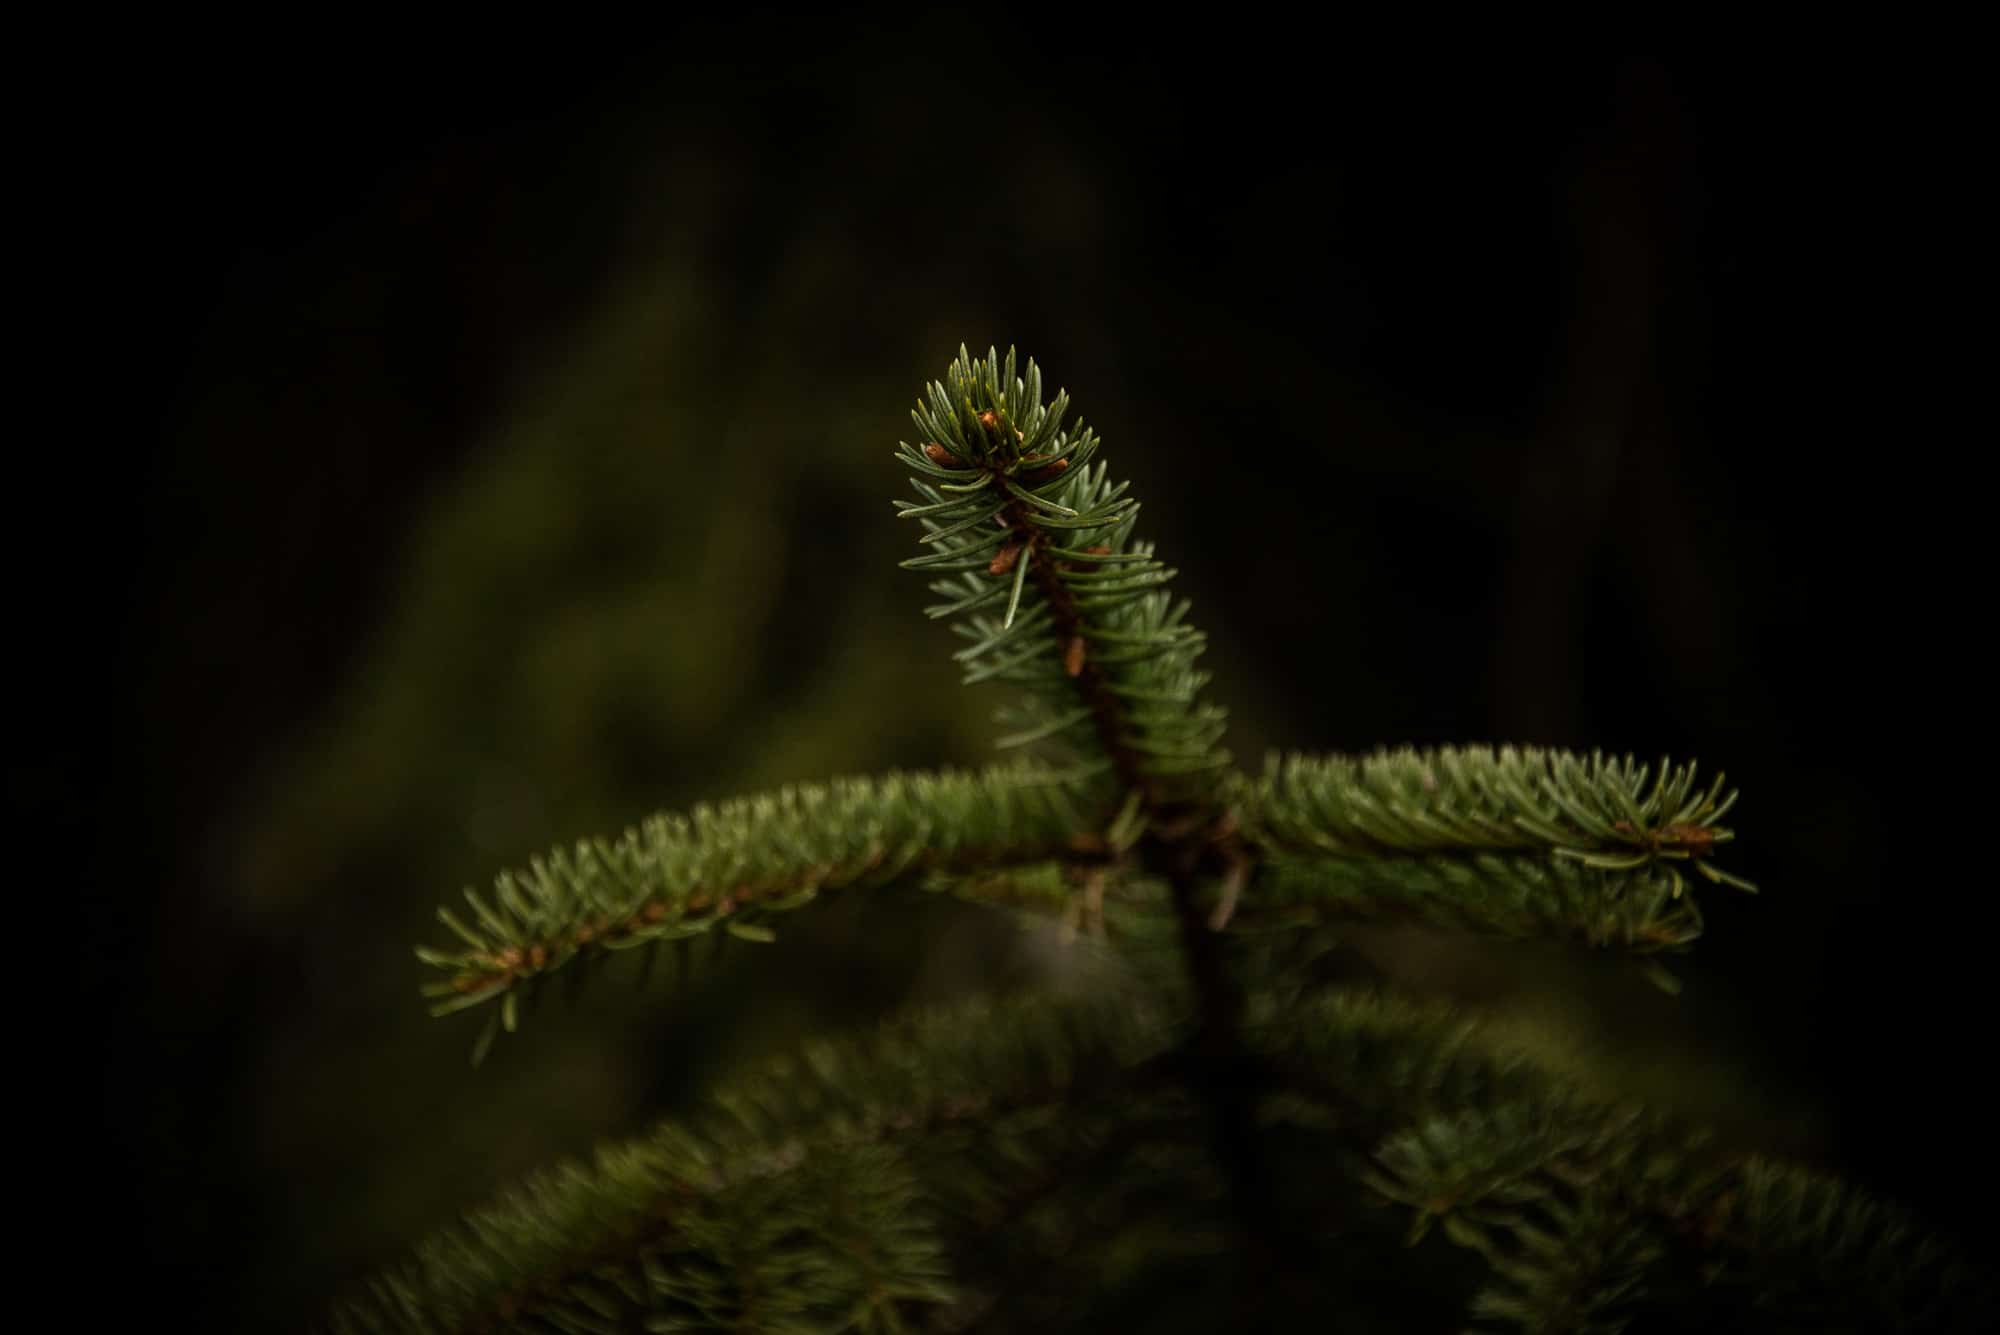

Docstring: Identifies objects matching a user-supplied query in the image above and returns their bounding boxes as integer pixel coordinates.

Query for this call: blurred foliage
[233,276,1812,1327]
[228,233,1051,1312]
[98,43,1933,1330]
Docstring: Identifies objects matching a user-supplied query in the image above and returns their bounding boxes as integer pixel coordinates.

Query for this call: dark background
[46,24,1982,1331]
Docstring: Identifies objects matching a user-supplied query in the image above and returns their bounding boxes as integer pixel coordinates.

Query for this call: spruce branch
[1365,1104,1991,1334]
[1699,1157,1996,1331]
[327,993,1178,1335]
[344,346,1988,1333]
[415,763,1120,1057]
[1221,746,1753,956]
[1228,855,1708,953]
[899,346,1278,1306]
[1255,992,1990,1332]
[1244,989,1555,1133]
[1242,746,1751,893]
[896,345,1228,807]
[1365,1103,1685,1333]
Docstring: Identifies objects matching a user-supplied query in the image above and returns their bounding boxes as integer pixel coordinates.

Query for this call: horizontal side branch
[1224,853,1708,953]
[1239,746,1754,889]
[416,764,1119,1033]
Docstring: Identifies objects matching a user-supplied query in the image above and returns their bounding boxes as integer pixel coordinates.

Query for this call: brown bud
[1064,635,1087,677]
[988,539,1024,576]
[977,410,1002,432]
[923,442,968,468]
[1083,544,1112,556]
[1659,823,1718,854]
[1022,457,1070,484]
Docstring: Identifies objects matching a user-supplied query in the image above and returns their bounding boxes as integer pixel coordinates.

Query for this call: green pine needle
[342,347,1985,1335]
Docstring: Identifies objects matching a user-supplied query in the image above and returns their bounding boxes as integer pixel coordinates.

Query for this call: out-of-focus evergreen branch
[919,862,1180,952]
[1364,1103,1690,1334]
[1256,992,1992,1331]
[328,993,1179,1335]
[1695,1156,1996,1332]
[1227,856,1707,952]
[1362,1093,1988,1333]
[1245,990,1555,1136]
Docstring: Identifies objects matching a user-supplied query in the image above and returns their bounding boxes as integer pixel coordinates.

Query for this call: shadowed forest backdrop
[53,26,1981,1331]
